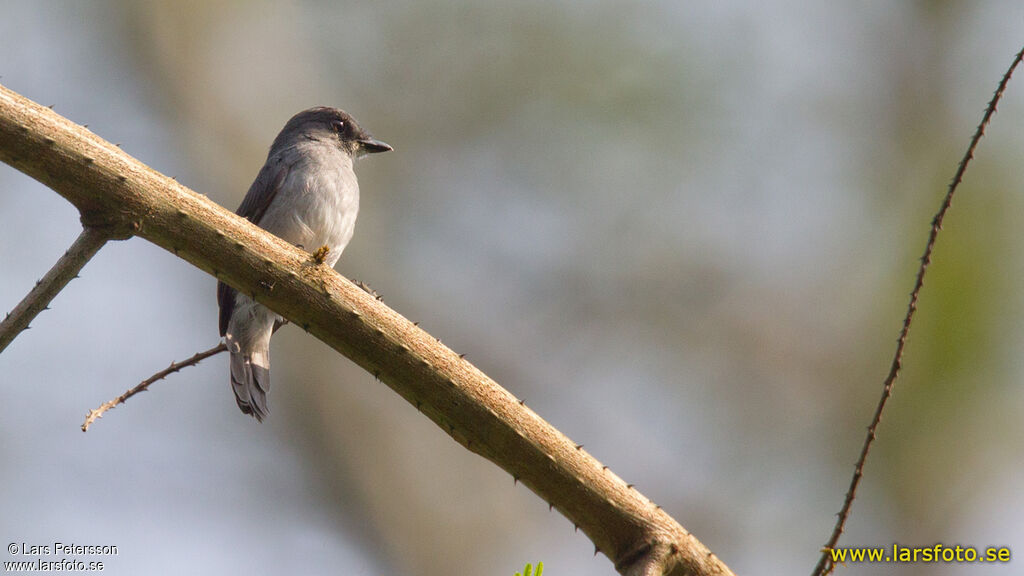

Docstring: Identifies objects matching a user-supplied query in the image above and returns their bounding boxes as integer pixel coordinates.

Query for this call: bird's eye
[331,120,345,133]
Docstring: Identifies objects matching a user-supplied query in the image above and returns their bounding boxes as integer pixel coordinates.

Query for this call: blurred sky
[2,2,1024,575]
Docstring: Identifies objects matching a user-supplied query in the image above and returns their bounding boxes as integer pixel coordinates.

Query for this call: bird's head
[275,106,392,158]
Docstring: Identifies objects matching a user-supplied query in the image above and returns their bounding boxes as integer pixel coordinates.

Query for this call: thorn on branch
[352,279,381,300]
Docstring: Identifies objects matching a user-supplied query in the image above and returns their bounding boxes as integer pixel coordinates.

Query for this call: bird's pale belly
[260,176,359,267]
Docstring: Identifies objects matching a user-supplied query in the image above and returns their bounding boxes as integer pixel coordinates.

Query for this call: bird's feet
[312,244,330,264]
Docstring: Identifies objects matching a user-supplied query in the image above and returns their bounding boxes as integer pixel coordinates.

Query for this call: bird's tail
[227,334,271,422]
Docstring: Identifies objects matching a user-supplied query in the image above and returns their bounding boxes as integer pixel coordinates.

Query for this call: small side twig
[0,226,108,353]
[81,341,226,432]
[811,45,1024,576]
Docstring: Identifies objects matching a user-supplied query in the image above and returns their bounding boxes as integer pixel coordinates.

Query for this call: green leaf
[514,561,544,576]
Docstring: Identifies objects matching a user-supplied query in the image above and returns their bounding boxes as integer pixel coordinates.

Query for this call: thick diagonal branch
[0,226,109,353]
[0,83,734,576]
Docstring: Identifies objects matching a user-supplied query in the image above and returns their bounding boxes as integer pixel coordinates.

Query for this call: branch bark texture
[0,83,733,576]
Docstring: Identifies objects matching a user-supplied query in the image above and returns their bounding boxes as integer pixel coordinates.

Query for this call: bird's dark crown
[271,106,389,156]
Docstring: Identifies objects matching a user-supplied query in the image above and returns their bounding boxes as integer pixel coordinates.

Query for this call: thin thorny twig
[0,227,109,353]
[79,279,381,431]
[811,45,1024,576]
[81,341,227,431]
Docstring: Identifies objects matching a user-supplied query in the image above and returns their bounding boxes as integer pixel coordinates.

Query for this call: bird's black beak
[358,138,393,154]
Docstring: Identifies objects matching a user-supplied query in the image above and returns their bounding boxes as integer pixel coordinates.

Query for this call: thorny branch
[810,45,1024,576]
[0,226,109,353]
[0,83,733,576]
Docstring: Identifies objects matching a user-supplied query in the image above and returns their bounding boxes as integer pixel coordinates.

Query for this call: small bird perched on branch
[217,107,391,421]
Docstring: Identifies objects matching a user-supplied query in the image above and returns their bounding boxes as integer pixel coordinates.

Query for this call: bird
[216,107,391,421]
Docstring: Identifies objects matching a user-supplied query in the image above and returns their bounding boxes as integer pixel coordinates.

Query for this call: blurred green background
[1,2,1022,575]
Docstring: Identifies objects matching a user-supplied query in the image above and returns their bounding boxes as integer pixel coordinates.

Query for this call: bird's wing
[217,155,291,336]
[235,155,291,225]
[216,280,236,337]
